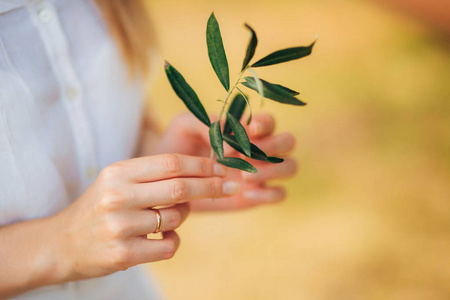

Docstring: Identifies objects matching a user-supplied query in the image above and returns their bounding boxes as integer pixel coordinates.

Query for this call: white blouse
[0,0,161,298]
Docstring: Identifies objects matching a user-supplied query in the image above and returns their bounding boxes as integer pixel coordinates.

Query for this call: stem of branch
[209,67,247,160]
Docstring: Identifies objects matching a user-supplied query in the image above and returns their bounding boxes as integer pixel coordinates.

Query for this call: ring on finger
[151,208,162,234]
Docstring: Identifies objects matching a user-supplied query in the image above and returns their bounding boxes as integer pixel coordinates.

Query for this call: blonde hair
[94,0,155,77]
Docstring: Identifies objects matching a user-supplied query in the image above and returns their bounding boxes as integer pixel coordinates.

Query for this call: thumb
[169,112,217,142]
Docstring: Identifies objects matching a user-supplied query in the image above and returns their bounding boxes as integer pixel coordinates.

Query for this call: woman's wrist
[0,214,71,298]
[31,215,72,286]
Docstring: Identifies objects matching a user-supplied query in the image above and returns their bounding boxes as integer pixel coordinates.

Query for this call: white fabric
[0,0,162,298]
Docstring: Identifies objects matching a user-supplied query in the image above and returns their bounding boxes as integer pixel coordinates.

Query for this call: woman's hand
[153,113,298,211]
[52,154,237,281]
[0,154,238,298]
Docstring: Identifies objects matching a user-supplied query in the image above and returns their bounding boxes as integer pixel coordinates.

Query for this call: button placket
[27,1,100,188]
[66,87,79,100]
[38,7,53,23]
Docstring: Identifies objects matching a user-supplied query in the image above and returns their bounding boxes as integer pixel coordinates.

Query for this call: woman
[0,0,297,298]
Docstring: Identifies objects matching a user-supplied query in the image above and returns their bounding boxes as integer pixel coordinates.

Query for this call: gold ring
[152,208,162,234]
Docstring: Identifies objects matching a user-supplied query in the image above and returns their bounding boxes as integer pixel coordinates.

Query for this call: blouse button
[38,8,53,23]
[66,87,79,100]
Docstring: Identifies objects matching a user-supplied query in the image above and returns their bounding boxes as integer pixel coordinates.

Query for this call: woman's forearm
[0,216,68,299]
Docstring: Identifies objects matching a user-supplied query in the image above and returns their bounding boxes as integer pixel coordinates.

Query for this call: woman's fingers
[134,177,240,207]
[169,112,213,141]
[129,231,181,265]
[241,158,298,182]
[100,154,228,183]
[127,203,190,236]
[242,186,287,204]
[251,132,296,157]
[245,113,275,139]
[189,185,287,211]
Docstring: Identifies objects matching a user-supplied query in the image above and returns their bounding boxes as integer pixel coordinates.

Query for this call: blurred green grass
[145,0,450,299]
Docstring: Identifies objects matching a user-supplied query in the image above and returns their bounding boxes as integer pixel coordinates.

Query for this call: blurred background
[144,0,450,299]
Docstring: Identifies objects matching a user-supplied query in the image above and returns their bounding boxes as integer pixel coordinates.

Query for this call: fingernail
[214,163,228,176]
[253,122,263,136]
[244,190,279,202]
[243,190,263,201]
[242,171,259,181]
[222,181,240,195]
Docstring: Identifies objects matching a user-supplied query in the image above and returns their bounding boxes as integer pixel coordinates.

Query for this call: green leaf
[207,12,230,91]
[247,68,264,102]
[267,156,284,163]
[235,87,253,125]
[223,94,246,135]
[223,134,284,163]
[209,121,224,159]
[165,61,211,126]
[223,134,265,160]
[273,85,299,96]
[241,77,306,106]
[217,157,257,173]
[241,24,258,71]
[226,113,251,157]
[251,39,316,68]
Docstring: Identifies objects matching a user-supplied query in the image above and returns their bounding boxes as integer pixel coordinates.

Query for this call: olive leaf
[241,77,306,106]
[224,134,266,160]
[207,12,230,91]
[165,61,211,126]
[247,68,264,102]
[241,24,258,71]
[217,157,257,173]
[209,121,224,159]
[235,86,253,125]
[251,39,316,68]
[223,134,284,163]
[267,156,284,163]
[226,112,251,157]
[243,76,300,96]
[165,13,316,173]
[224,94,246,135]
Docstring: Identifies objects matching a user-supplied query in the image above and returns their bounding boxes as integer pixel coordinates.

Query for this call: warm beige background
[144,0,450,299]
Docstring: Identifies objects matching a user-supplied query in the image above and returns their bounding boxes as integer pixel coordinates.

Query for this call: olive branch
[165,12,316,173]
